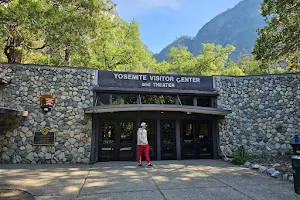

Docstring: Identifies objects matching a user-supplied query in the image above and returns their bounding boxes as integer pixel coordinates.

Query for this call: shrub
[232,146,249,165]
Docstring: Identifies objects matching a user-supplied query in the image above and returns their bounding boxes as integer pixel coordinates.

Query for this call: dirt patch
[0,189,34,200]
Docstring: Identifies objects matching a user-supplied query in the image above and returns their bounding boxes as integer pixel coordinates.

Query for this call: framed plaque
[33,127,55,145]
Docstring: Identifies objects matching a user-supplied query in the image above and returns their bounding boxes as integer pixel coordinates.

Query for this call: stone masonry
[216,74,300,158]
[0,64,97,164]
[1,63,300,163]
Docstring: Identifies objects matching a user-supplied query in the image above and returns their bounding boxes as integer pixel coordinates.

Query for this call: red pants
[137,144,150,164]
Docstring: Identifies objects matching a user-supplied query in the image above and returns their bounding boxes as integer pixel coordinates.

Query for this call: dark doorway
[161,120,177,160]
[99,119,136,161]
[181,121,213,159]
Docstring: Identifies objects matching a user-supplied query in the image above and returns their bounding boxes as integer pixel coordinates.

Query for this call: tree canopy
[161,43,241,76]
[0,0,155,72]
[253,0,300,71]
[0,0,297,76]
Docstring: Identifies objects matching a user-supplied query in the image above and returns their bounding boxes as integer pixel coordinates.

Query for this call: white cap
[140,122,147,127]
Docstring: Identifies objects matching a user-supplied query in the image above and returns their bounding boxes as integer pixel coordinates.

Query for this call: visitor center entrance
[85,70,230,162]
[92,111,222,162]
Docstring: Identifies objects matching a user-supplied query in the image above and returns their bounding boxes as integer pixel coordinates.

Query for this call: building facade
[0,64,299,164]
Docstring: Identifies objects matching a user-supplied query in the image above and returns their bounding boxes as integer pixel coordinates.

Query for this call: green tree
[163,43,238,76]
[253,0,300,71]
[0,0,46,63]
[195,43,236,75]
[152,61,172,74]
[90,18,153,71]
[0,0,113,65]
[166,46,197,74]
[237,51,266,75]
[223,59,244,76]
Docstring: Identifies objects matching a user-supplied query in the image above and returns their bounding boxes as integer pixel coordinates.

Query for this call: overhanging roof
[93,87,219,96]
[0,107,28,116]
[84,104,230,116]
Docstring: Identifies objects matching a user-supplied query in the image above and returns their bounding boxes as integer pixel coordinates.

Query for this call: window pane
[97,93,118,106]
[179,96,194,106]
[197,97,211,107]
[102,122,116,144]
[120,121,133,143]
[119,94,137,104]
[141,94,157,104]
[159,95,175,104]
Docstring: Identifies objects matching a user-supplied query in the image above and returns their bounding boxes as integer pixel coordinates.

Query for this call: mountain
[154,0,265,62]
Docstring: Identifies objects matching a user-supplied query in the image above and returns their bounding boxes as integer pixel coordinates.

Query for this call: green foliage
[253,0,300,71]
[0,0,108,64]
[0,0,154,72]
[163,43,243,76]
[89,18,154,71]
[151,61,172,74]
[196,44,236,75]
[223,59,245,76]
[166,46,197,74]
[237,51,267,75]
[232,146,249,165]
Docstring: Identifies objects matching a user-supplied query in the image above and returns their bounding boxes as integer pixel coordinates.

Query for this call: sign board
[97,71,213,91]
[40,94,57,112]
[33,127,55,145]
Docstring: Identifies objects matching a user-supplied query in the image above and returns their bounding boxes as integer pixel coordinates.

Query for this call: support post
[176,119,181,160]
[135,117,141,160]
[157,119,161,160]
[193,97,198,106]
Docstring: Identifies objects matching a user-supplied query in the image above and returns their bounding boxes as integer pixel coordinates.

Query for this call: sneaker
[148,163,153,167]
[138,164,143,167]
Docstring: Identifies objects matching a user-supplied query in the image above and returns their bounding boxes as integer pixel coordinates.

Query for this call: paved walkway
[0,160,298,200]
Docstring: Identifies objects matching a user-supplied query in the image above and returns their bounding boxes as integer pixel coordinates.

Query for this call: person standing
[137,122,152,167]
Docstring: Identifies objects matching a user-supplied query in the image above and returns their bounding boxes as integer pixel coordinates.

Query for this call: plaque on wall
[33,127,55,145]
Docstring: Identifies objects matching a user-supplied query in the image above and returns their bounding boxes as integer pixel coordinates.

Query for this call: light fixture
[187,112,191,115]
[22,111,29,117]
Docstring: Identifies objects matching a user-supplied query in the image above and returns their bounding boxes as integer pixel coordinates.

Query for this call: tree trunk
[4,41,22,64]
[64,48,71,66]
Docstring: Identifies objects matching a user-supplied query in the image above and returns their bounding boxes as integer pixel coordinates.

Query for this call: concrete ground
[0,160,299,200]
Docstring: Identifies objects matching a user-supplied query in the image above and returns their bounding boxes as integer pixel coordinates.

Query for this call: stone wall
[0,64,97,164]
[216,74,300,158]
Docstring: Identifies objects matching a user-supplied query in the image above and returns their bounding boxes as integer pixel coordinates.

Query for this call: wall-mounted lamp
[22,111,28,117]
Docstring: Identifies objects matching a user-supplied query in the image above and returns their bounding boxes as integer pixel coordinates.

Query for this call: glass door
[99,119,135,161]
[119,121,135,160]
[195,123,213,158]
[181,121,213,159]
[161,120,176,160]
[181,121,196,159]
[99,121,117,161]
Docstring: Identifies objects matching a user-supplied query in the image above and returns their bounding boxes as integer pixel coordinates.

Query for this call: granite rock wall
[216,74,300,158]
[0,64,97,164]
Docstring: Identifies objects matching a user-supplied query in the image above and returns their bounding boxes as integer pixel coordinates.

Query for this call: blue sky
[114,0,242,53]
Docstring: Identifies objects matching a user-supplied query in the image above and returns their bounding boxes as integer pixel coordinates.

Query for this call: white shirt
[137,128,148,145]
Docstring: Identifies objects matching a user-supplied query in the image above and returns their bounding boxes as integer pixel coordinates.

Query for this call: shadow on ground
[0,160,299,200]
[0,188,34,200]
